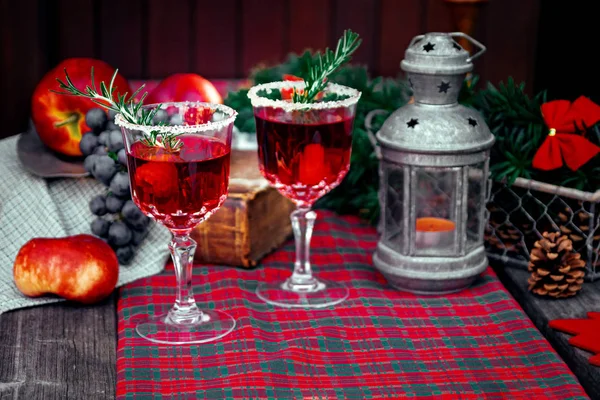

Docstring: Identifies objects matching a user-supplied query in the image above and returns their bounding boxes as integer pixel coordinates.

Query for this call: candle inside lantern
[415,217,456,249]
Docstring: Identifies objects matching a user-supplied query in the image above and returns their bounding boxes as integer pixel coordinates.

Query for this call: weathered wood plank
[379,0,422,77]
[289,0,332,54]
[425,0,454,33]
[55,0,96,60]
[100,0,144,79]
[241,0,286,75]
[192,0,237,78]
[147,0,192,78]
[494,265,600,399]
[477,0,539,91]
[332,0,378,72]
[0,294,117,400]
[0,387,16,400]
[0,0,46,139]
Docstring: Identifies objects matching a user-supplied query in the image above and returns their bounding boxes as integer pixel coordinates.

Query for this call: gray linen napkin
[0,135,171,315]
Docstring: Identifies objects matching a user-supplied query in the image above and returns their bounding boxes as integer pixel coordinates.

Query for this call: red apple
[13,234,119,304]
[145,73,222,105]
[31,58,130,156]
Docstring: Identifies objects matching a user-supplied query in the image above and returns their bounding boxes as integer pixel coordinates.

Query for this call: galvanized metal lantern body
[373,32,495,294]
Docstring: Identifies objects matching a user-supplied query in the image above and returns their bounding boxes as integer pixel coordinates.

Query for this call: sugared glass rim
[114,101,237,135]
[247,81,361,111]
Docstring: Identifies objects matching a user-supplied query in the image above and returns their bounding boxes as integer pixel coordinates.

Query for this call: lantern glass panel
[466,161,487,252]
[413,167,459,256]
[384,166,406,254]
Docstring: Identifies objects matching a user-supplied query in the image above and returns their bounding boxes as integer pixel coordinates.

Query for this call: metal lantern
[373,32,495,294]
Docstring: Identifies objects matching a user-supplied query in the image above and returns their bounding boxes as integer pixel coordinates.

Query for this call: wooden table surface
[494,265,600,400]
[1,268,599,400]
[0,295,116,399]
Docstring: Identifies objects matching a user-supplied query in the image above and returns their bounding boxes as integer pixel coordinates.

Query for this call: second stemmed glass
[248,81,361,308]
[116,102,237,344]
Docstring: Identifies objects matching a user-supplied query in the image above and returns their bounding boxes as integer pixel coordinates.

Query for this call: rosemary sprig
[292,30,362,104]
[53,68,183,152]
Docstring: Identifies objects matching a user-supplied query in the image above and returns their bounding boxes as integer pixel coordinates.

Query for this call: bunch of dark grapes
[81,107,151,265]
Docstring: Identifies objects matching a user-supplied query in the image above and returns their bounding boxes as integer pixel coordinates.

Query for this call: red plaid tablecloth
[116,211,588,399]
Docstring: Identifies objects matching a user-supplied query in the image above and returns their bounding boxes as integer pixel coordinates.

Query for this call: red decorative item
[183,106,214,125]
[280,74,304,100]
[298,143,327,185]
[532,96,600,171]
[283,74,302,81]
[279,74,326,101]
[549,312,600,366]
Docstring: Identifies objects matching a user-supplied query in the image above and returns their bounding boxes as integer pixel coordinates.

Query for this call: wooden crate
[192,150,295,267]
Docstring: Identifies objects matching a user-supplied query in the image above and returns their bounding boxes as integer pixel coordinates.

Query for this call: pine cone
[528,232,586,298]
[485,205,526,253]
[557,206,600,271]
[557,207,589,251]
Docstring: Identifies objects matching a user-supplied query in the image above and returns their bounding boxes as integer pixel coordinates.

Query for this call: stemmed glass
[115,102,237,344]
[248,81,361,308]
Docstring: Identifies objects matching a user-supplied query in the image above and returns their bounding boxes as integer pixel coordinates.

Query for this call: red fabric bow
[532,96,600,171]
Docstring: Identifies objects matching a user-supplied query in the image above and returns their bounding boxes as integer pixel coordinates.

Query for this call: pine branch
[226,49,600,221]
[226,54,408,223]
[292,30,362,103]
[54,68,182,151]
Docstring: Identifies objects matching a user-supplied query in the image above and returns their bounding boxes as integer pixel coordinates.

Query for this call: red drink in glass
[255,113,353,207]
[128,135,230,233]
[116,101,237,344]
[248,81,361,309]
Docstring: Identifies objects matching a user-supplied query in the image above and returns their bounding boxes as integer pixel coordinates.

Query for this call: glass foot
[256,278,349,309]
[135,309,236,344]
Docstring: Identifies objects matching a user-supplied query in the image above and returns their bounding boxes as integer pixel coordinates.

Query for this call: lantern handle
[407,34,425,48]
[365,109,388,160]
[450,32,486,62]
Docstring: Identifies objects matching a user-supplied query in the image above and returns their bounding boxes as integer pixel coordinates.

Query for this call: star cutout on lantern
[438,81,451,93]
[468,117,478,127]
[407,118,419,128]
[422,42,435,52]
[453,43,461,51]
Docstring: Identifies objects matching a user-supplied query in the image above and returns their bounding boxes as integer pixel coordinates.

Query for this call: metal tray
[17,127,88,178]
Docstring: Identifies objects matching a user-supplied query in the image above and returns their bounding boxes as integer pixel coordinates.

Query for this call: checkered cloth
[0,135,171,315]
[116,211,587,399]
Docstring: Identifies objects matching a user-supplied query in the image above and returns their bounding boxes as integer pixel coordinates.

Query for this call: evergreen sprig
[226,54,600,224]
[292,30,362,104]
[54,68,183,152]
[225,56,409,223]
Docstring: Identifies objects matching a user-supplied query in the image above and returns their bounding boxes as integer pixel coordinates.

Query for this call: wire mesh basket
[485,177,600,281]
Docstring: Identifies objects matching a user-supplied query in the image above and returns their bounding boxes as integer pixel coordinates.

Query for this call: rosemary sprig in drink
[53,68,183,152]
[292,30,362,104]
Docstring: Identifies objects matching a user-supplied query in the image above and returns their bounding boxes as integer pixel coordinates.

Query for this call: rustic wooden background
[1,0,542,139]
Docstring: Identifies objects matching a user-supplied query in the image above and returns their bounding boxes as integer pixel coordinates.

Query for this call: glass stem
[167,233,202,324]
[288,208,318,288]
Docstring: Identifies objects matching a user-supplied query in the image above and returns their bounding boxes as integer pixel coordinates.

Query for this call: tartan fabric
[117,211,588,399]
